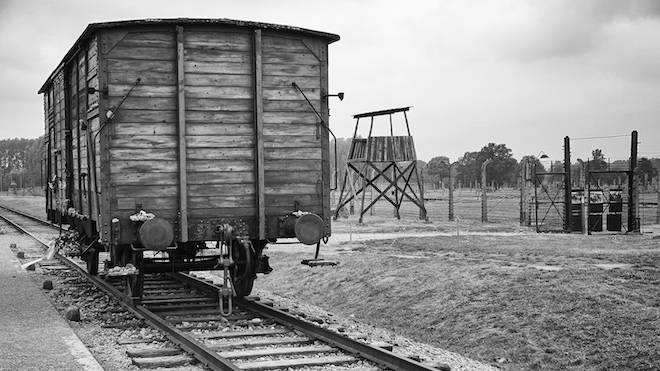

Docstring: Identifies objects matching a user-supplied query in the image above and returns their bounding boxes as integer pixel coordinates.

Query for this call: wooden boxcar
[39,18,339,300]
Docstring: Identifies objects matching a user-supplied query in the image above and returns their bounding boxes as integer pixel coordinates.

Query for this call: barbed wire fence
[331,183,660,230]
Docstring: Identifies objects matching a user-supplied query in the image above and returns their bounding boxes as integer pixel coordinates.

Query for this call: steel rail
[0,213,44,238]
[0,204,66,233]
[0,209,146,320]
[59,260,242,369]
[132,304,243,371]
[0,204,50,223]
[174,272,441,371]
[3,207,440,370]
[0,208,242,371]
[56,260,242,371]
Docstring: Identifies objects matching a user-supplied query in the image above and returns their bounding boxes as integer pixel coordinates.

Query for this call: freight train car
[39,18,339,303]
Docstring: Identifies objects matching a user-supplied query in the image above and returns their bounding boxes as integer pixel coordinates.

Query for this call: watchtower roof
[353,107,410,119]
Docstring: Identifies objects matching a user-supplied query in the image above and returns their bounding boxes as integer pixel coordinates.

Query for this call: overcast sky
[1,0,659,163]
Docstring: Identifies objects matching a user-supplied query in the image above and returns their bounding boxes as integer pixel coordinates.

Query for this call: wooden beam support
[176,25,188,242]
[254,29,266,240]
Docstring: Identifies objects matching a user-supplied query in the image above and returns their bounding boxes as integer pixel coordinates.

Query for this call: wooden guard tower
[334,107,427,222]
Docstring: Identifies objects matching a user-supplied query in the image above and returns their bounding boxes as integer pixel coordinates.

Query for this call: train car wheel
[231,240,255,298]
[232,275,254,298]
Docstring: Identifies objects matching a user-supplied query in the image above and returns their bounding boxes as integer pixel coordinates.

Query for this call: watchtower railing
[348,136,417,163]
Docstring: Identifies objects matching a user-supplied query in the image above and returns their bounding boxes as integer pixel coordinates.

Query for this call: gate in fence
[522,132,641,233]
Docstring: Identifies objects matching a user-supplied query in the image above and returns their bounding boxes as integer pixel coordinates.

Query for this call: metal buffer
[334,107,427,223]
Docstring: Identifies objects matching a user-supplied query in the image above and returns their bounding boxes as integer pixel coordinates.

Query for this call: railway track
[0,205,63,243]
[0,205,445,371]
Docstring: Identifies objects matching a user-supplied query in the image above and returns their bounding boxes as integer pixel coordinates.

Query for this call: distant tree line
[422,143,520,189]
[4,135,657,193]
[330,138,660,190]
[0,137,45,190]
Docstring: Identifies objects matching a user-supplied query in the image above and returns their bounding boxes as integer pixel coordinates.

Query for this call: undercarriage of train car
[70,208,326,312]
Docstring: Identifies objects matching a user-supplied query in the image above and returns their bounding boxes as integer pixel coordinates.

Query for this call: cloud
[592,0,660,20]
[1,0,659,162]
[490,0,660,62]
[603,18,660,84]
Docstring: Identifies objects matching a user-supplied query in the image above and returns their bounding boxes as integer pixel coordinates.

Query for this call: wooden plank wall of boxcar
[104,27,263,222]
[100,25,330,240]
[43,38,101,224]
[67,41,97,219]
[183,27,257,220]
[42,34,101,238]
[46,71,67,216]
[261,34,329,218]
[66,58,79,212]
[86,38,101,219]
[104,27,180,220]
[44,81,55,216]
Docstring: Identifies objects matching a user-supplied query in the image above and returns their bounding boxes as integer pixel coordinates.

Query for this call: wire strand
[571,134,630,141]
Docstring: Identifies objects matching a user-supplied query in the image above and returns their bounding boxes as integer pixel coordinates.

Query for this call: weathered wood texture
[42,36,99,223]
[349,136,417,163]
[105,28,329,221]
[67,46,98,218]
[48,71,67,214]
[104,29,180,217]
[185,29,254,219]
[43,21,334,241]
[262,34,326,216]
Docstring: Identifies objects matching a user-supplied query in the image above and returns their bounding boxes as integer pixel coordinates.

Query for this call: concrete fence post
[481,159,492,222]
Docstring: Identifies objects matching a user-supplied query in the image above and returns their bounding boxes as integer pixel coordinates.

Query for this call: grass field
[260,216,660,370]
[2,193,660,370]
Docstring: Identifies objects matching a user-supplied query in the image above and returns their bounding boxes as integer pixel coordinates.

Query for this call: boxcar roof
[38,18,340,93]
